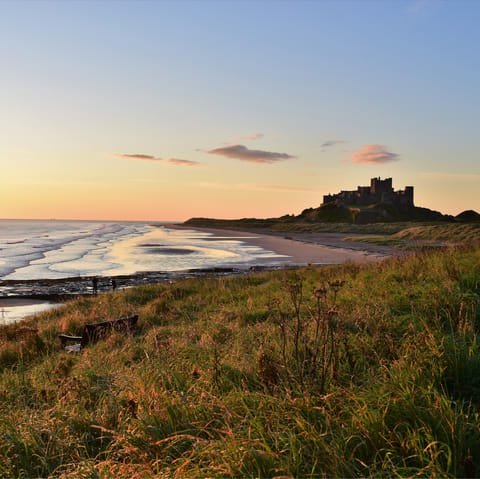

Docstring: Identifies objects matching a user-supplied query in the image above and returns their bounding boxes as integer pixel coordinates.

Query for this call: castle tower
[370,177,393,195]
[405,186,414,206]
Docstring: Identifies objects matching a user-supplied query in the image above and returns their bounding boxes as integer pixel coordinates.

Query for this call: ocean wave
[0,221,285,280]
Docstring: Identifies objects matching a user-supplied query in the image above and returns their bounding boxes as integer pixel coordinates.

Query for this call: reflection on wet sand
[0,298,61,324]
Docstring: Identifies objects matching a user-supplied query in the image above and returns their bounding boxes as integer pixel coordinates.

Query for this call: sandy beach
[1,225,395,322]
[172,225,396,265]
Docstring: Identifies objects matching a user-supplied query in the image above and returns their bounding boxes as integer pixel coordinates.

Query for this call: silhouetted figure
[111,278,117,291]
[92,277,98,295]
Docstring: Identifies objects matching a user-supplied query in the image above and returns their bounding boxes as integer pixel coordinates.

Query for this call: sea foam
[0,220,285,280]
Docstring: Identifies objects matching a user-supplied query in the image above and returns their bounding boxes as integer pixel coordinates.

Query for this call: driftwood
[58,315,138,352]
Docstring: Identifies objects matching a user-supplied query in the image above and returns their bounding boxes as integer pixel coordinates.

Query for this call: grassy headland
[184,216,416,234]
[0,242,480,477]
[184,203,479,240]
[344,223,480,250]
[185,217,480,252]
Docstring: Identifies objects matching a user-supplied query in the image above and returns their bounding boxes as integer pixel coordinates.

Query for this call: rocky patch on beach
[0,266,283,301]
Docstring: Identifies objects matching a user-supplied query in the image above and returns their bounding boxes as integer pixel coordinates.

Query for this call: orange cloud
[351,144,400,164]
[116,154,200,166]
[206,144,295,164]
[167,158,199,167]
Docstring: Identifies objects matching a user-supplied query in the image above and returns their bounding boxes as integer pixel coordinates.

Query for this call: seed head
[314,287,328,299]
[329,279,345,292]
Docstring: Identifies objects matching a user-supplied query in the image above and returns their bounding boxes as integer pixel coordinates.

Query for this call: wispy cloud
[116,153,200,166]
[420,172,480,182]
[198,182,320,193]
[232,133,264,141]
[257,184,322,193]
[351,144,400,164]
[206,144,295,164]
[320,140,346,151]
[167,158,199,167]
[116,153,162,161]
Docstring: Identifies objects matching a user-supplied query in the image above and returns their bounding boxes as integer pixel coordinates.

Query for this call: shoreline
[0,298,62,324]
[168,224,398,261]
[0,225,396,321]
[1,225,396,300]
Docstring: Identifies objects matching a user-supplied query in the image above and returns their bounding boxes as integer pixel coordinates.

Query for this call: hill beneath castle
[185,177,479,229]
[185,202,479,230]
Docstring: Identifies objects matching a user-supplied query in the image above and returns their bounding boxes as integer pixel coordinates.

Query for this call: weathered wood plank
[59,314,138,351]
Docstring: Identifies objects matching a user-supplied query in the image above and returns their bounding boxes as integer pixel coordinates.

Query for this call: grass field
[0,243,479,477]
[184,217,417,234]
[345,223,480,250]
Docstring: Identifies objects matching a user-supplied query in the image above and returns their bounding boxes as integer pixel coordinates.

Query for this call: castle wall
[322,178,414,208]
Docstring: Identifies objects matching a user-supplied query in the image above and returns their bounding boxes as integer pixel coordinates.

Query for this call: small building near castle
[323,177,414,210]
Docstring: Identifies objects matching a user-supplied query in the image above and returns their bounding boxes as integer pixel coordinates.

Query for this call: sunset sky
[1,0,478,221]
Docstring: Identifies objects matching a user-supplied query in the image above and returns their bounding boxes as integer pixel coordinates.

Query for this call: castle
[323,177,414,209]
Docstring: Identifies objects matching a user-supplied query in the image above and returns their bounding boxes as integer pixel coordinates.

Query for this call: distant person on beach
[92,277,98,295]
[111,278,117,291]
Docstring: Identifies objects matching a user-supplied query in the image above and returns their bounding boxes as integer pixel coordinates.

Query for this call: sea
[0,220,287,323]
[0,219,285,281]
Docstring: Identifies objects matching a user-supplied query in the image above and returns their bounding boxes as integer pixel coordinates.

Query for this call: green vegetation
[1,245,480,477]
[185,216,437,235]
[267,221,433,235]
[185,216,480,251]
[346,223,480,250]
[185,202,479,231]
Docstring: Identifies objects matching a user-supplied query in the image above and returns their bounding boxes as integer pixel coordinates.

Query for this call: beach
[168,225,396,265]
[0,224,395,322]
[0,298,62,324]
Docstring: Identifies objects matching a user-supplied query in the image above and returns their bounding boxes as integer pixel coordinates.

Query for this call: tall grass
[346,223,480,250]
[0,246,479,477]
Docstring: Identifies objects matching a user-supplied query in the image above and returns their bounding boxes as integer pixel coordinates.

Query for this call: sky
[1,0,479,221]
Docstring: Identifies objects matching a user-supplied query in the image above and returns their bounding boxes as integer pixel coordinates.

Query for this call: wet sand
[173,225,396,265]
[1,225,396,322]
[0,298,61,324]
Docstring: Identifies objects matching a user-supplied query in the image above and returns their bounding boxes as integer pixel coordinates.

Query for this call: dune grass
[345,223,480,250]
[184,217,421,235]
[0,245,479,477]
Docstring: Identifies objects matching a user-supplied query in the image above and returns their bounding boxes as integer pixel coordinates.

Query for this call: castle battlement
[323,177,414,209]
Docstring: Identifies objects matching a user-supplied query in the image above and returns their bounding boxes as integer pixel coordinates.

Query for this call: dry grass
[0,245,479,477]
